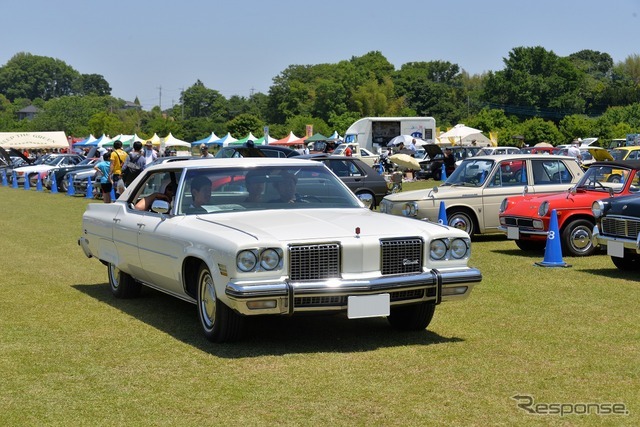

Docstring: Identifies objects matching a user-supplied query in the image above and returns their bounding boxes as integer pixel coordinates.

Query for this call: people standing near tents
[94,152,112,203]
[122,141,145,186]
[109,140,127,197]
[143,140,157,166]
[200,144,213,158]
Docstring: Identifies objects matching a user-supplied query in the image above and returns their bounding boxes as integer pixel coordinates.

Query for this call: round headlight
[259,248,280,270]
[450,238,469,259]
[237,250,258,272]
[499,198,508,213]
[430,239,447,260]
[538,201,550,217]
[402,202,418,217]
[592,200,606,218]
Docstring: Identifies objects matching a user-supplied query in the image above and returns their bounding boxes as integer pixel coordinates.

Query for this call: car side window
[532,160,571,185]
[489,160,526,187]
[130,170,182,210]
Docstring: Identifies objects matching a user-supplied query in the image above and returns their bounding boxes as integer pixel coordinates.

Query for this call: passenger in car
[186,175,212,213]
[270,172,299,203]
[244,170,266,203]
[134,181,177,211]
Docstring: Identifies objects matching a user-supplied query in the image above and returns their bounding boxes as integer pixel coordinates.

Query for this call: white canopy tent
[438,124,491,146]
[0,131,69,150]
[162,133,191,148]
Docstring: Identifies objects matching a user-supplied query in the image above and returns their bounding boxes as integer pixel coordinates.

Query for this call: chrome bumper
[591,225,640,253]
[225,267,482,316]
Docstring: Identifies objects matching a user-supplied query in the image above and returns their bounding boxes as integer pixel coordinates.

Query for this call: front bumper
[591,225,640,253]
[498,225,548,239]
[225,267,482,316]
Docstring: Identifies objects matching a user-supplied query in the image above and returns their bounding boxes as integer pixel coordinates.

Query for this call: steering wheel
[587,180,607,191]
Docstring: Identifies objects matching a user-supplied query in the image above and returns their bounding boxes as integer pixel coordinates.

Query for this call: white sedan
[79,158,481,342]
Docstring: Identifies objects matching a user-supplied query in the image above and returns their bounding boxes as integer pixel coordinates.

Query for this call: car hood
[587,148,614,161]
[603,194,640,216]
[196,208,465,242]
[383,184,491,202]
[14,165,54,173]
[420,144,444,160]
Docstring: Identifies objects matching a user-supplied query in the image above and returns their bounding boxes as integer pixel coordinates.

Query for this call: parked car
[215,145,300,158]
[415,144,450,180]
[592,194,640,270]
[44,157,99,191]
[78,158,482,342]
[12,153,84,186]
[610,146,640,161]
[379,154,585,236]
[475,146,521,156]
[298,154,389,207]
[498,160,640,256]
[331,143,380,167]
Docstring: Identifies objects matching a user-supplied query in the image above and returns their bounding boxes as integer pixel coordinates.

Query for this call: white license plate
[607,241,625,258]
[507,226,519,239]
[347,294,390,319]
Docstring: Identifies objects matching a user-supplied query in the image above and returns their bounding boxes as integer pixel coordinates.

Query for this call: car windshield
[610,150,626,161]
[576,165,634,194]
[442,159,494,187]
[77,158,95,166]
[177,164,361,214]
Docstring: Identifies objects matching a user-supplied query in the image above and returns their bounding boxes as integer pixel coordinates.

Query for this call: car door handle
[137,223,145,228]
[113,218,120,223]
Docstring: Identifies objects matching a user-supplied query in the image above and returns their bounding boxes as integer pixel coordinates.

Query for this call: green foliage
[0,52,80,101]
[558,114,596,141]
[226,113,265,137]
[181,80,227,121]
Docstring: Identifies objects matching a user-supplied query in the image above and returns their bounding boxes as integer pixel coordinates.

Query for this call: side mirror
[357,192,373,209]
[151,199,170,215]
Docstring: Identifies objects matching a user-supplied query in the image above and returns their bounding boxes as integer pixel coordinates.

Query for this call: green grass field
[0,185,638,426]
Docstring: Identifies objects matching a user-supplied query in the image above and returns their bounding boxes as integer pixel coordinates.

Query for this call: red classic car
[498,160,640,256]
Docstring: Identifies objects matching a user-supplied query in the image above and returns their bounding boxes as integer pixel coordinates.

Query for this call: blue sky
[2,0,639,110]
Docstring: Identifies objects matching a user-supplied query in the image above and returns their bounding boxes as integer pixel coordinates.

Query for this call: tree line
[1,48,639,147]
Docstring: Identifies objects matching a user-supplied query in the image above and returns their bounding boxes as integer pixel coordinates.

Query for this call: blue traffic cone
[24,174,30,190]
[36,174,43,192]
[438,201,448,225]
[1,169,7,186]
[50,175,58,193]
[86,177,93,199]
[67,174,75,196]
[110,187,116,201]
[12,171,18,188]
[535,209,571,268]
[441,163,447,181]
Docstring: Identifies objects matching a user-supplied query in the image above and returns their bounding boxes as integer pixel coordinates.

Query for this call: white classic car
[79,158,481,342]
[379,154,585,236]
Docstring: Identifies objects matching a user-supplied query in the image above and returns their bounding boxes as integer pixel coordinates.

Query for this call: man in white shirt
[143,141,158,166]
[567,140,582,161]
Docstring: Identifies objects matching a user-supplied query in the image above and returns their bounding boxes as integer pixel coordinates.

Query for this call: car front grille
[380,237,423,275]
[503,216,535,228]
[601,217,640,239]
[289,243,341,281]
[288,238,424,281]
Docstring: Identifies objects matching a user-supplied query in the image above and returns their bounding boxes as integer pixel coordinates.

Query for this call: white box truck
[344,117,436,153]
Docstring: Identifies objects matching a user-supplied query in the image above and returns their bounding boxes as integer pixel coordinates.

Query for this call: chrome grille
[601,217,640,239]
[380,238,423,275]
[289,243,340,281]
